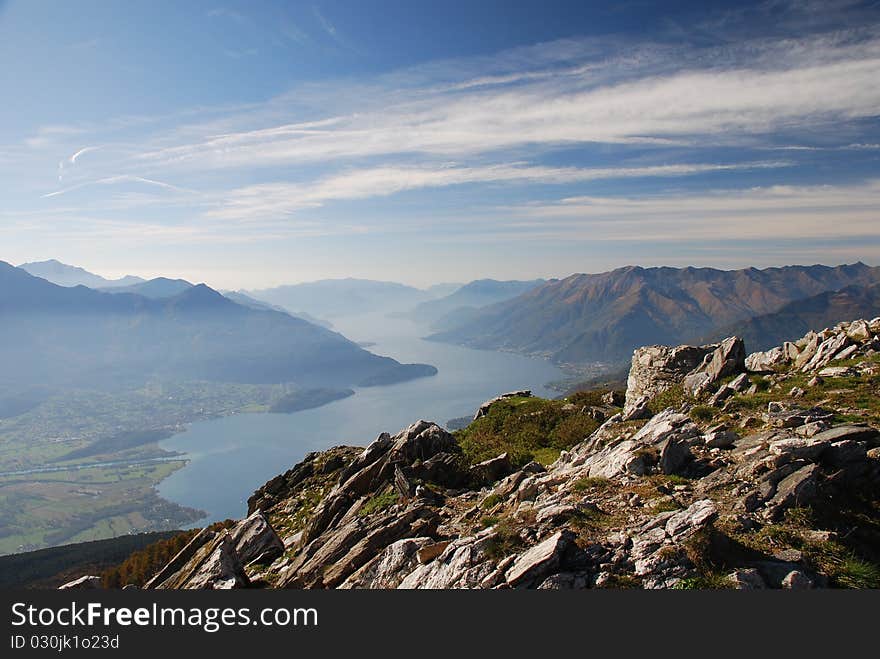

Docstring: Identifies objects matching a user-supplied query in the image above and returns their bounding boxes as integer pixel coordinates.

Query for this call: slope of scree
[66,317,880,590]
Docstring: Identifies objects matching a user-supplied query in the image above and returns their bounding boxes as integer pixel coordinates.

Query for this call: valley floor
[0,381,352,555]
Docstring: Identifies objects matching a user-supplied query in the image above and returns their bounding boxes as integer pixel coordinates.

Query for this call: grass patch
[648,384,689,414]
[484,517,524,559]
[357,489,399,517]
[479,514,501,528]
[721,498,880,589]
[454,395,600,467]
[831,557,880,589]
[565,389,623,409]
[690,405,715,423]
[647,499,684,514]
[672,573,733,590]
[572,476,613,493]
[597,573,642,588]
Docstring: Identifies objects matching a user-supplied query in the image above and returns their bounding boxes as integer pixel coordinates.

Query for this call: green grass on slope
[454,392,617,467]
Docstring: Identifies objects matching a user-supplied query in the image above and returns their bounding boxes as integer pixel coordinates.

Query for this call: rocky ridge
[67,317,880,590]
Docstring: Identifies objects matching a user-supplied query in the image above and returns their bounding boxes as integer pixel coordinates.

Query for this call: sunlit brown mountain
[429,263,880,366]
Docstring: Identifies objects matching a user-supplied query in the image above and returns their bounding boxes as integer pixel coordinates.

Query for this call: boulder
[728,568,766,589]
[684,337,746,395]
[399,531,499,589]
[817,366,858,378]
[801,333,850,372]
[846,320,872,342]
[580,440,649,478]
[505,530,574,588]
[658,437,693,475]
[417,541,452,564]
[339,537,433,589]
[810,425,879,444]
[703,428,738,449]
[632,409,702,447]
[144,527,216,589]
[154,532,249,590]
[728,373,751,392]
[764,464,819,521]
[602,391,624,407]
[768,437,831,462]
[781,570,814,589]
[621,395,653,421]
[282,503,439,588]
[229,510,285,566]
[746,346,786,372]
[794,333,820,369]
[537,572,590,589]
[665,499,717,538]
[468,453,514,487]
[709,385,735,406]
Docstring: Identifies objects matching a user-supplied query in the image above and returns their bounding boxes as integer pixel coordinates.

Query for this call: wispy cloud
[9,18,880,272]
[131,32,880,171]
[504,180,880,242]
[24,124,86,149]
[205,160,791,221]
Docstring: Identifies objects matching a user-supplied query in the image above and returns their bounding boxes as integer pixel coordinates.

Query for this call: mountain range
[429,263,880,366]
[102,277,193,298]
[716,282,880,352]
[221,291,333,328]
[247,278,436,318]
[405,278,546,328]
[0,261,436,396]
[19,259,144,289]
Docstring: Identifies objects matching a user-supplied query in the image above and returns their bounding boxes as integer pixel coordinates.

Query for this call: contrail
[69,146,100,163]
[42,174,190,198]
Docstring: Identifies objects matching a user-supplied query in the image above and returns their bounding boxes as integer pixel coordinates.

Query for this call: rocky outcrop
[625,337,746,414]
[229,511,285,566]
[745,317,880,374]
[625,344,716,414]
[58,575,102,590]
[682,337,746,395]
[149,530,249,590]
[137,318,880,591]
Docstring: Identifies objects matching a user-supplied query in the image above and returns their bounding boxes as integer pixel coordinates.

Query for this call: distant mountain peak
[18,259,144,289]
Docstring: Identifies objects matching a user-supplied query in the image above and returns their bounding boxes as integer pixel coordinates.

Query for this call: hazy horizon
[11,256,880,292]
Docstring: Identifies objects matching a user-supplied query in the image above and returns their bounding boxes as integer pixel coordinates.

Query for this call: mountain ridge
[19,259,144,288]
[406,278,547,327]
[428,263,880,367]
[0,261,437,392]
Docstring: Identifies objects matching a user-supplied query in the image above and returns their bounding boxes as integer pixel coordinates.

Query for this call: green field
[0,380,341,555]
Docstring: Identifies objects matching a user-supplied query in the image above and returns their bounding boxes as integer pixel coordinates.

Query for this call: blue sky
[1,0,879,288]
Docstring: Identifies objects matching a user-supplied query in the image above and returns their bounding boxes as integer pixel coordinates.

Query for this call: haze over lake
[157,313,566,522]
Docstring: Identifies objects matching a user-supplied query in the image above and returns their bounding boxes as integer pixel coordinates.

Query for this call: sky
[1,0,879,289]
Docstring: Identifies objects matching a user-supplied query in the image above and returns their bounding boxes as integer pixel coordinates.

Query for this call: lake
[157,313,566,523]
